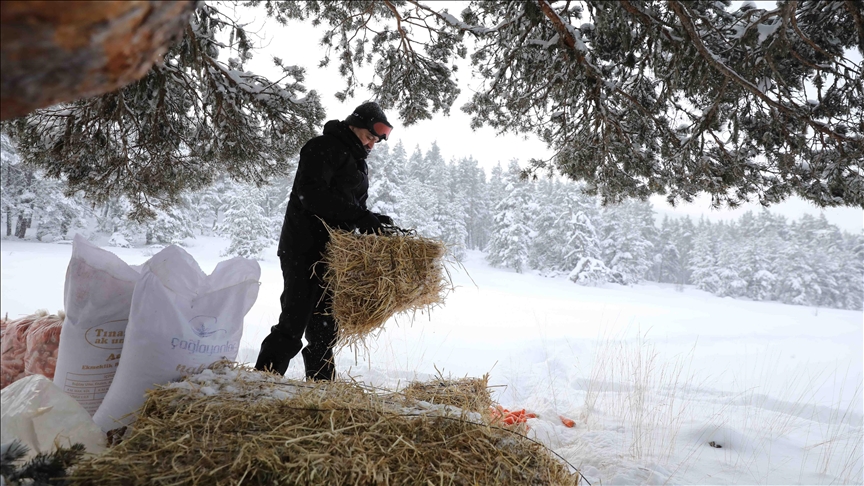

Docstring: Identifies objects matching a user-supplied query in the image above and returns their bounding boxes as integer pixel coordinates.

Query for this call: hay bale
[319,225,451,350]
[68,362,579,485]
[400,373,493,415]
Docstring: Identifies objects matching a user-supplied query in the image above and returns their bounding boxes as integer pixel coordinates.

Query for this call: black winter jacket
[277,120,372,258]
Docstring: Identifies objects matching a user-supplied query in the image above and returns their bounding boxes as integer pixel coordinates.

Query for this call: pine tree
[367,143,404,220]
[394,144,442,238]
[528,178,566,273]
[256,0,863,208]
[651,216,680,283]
[452,156,489,250]
[427,152,467,261]
[527,179,601,276]
[423,142,446,184]
[598,200,654,284]
[1,134,33,238]
[485,161,532,272]
[393,143,468,258]
[432,200,468,261]
[787,214,842,307]
[838,231,864,311]
[1,134,89,241]
[142,196,198,246]
[485,163,508,219]
[196,177,234,235]
[4,3,325,221]
[531,180,609,282]
[712,222,747,297]
[217,185,272,259]
[397,178,440,238]
[690,219,720,293]
[564,189,605,274]
[258,174,294,241]
[406,145,434,184]
[96,197,135,243]
[5,1,861,216]
[33,177,88,242]
[735,212,777,301]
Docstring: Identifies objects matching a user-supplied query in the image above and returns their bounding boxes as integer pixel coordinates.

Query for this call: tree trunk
[1,0,196,120]
[3,163,9,236]
[60,217,70,237]
[14,213,27,238]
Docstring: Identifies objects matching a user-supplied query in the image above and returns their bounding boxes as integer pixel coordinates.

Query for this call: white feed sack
[1,374,106,460]
[93,245,260,432]
[53,235,141,415]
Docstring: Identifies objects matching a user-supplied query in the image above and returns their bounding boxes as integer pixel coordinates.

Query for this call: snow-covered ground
[2,236,861,485]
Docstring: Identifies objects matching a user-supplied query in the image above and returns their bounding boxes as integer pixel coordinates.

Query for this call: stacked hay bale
[320,225,451,350]
[68,362,579,485]
[400,373,493,414]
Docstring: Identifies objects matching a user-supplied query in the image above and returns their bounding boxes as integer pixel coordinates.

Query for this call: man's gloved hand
[355,211,383,234]
[374,213,393,226]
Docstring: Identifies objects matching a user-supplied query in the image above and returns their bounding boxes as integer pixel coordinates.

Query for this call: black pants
[254,253,338,380]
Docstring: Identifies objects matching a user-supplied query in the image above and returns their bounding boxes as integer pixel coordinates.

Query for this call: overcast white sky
[236,2,862,233]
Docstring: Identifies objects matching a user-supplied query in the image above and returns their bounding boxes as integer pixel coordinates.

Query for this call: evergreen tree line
[2,133,286,257]
[484,162,863,311]
[2,135,861,310]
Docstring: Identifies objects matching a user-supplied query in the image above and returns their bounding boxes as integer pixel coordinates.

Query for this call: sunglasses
[369,120,392,142]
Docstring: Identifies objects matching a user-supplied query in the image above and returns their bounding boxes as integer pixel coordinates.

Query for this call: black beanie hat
[344,102,392,137]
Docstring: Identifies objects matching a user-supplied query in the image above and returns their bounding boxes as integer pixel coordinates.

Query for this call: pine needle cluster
[0,440,86,486]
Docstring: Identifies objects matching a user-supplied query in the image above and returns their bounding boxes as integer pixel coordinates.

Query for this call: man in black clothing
[254,102,394,380]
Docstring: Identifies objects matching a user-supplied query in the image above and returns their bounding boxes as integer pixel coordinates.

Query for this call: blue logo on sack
[188,315,226,338]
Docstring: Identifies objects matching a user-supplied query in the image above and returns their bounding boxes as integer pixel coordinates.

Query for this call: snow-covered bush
[569,257,616,286]
[108,232,131,248]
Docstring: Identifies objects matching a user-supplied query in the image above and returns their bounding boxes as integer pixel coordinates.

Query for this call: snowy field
[2,236,862,485]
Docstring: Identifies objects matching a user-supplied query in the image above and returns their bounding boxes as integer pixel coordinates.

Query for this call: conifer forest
[3,134,861,311]
[1,0,862,307]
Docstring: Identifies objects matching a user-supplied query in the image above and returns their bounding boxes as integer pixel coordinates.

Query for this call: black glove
[355,211,383,234]
[374,213,393,226]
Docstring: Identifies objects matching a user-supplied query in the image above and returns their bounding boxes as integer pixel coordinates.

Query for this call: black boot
[254,326,303,376]
[302,315,337,381]
[302,345,335,381]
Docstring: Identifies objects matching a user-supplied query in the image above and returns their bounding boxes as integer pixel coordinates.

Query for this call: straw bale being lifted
[319,224,451,350]
[68,362,579,486]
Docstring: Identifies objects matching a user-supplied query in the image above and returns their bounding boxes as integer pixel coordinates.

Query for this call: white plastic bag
[93,245,259,431]
[1,374,106,460]
[53,234,140,415]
